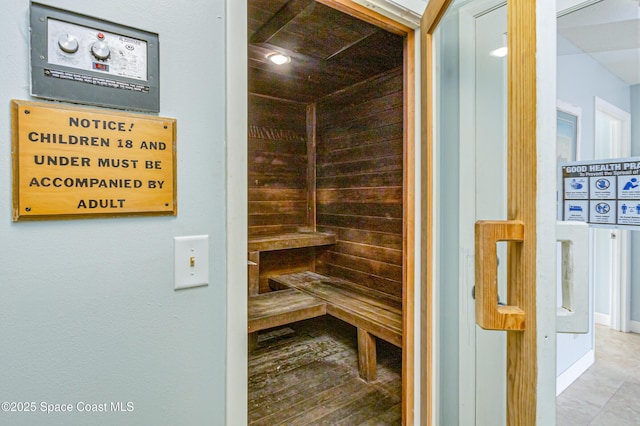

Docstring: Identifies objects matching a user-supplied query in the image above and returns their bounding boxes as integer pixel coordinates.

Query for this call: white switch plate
[174,235,209,290]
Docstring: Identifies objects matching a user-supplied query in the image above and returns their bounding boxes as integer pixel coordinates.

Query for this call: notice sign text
[12,100,176,221]
[559,157,640,230]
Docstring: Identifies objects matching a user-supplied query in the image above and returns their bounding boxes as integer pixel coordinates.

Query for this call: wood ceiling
[248,0,404,103]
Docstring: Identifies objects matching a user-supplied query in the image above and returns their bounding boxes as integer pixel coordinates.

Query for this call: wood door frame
[420,3,447,425]
[235,0,417,424]
[316,3,416,424]
[422,0,542,424]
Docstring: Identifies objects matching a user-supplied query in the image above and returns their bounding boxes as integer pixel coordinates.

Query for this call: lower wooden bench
[248,288,327,333]
[269,271,402,382]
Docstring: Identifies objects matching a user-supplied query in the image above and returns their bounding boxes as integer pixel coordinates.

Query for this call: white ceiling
[557,0,640,85]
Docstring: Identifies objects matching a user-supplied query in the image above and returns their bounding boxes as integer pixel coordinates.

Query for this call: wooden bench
[248,232,336,295]
[248,288,327,333]
[269,271,402,382]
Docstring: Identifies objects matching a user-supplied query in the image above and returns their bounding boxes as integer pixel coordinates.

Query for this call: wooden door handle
[475,220,525,330]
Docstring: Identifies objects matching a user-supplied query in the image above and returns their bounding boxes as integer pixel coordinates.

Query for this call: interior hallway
[557,324,640,425]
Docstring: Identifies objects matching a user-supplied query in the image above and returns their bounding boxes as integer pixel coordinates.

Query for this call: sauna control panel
[47,19,148,81]
[30,2,160,112]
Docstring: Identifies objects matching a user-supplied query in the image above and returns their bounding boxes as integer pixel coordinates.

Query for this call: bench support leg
[248,251,260,296]
[248,332,258,352]
[248,251,260,353]
[357,328,377,382]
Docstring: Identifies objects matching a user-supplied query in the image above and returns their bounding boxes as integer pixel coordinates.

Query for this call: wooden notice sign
[11,100,177,221]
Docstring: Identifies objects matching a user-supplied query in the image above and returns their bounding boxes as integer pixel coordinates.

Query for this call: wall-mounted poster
[559,157,640,230]
[12,100,177,221]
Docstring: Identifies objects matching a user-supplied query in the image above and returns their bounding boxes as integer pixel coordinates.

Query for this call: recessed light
[267,53,290,65]
[490,46,508,58]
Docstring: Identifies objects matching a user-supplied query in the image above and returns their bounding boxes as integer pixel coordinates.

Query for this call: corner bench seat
[248,288,327,333]
[268,271,402,382]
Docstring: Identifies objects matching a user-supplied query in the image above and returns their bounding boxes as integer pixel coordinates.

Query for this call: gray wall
[0,1,227,425]
[557,36,631,161]
[631,84,640,323]
[556,34,631,374]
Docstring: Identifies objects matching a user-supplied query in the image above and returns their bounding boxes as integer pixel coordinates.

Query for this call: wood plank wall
[315,68,404,298]
[249,94,309,236]
[249,94,314,292]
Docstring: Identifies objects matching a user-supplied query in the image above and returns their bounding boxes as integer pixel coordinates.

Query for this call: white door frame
[226,0,249,424]
[594,96,632,333]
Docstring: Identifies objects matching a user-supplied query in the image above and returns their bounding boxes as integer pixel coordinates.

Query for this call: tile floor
[557,324,640,425]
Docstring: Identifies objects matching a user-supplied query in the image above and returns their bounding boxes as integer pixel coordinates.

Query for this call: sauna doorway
[246,0,415,424]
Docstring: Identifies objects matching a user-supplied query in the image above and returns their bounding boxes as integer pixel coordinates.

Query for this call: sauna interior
[247,0,406,422]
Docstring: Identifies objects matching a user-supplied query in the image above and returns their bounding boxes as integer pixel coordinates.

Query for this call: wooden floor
[248,316,402,425]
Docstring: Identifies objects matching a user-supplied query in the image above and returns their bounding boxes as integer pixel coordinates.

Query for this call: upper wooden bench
[248,231,336,252]
[269,271,402,382]
[247,232,337,296]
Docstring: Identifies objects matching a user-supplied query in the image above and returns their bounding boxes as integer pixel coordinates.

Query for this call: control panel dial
[91,41,110,60]
[57,33,78,53]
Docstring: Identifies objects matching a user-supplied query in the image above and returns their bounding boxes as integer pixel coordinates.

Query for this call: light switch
[174,235,209,290]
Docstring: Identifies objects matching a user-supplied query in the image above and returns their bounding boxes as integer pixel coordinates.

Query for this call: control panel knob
[57,34,79,54]
[91,41,110,60]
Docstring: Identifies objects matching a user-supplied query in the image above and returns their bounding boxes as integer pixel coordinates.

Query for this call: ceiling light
[267,53,290,65]
[490,47,508,58]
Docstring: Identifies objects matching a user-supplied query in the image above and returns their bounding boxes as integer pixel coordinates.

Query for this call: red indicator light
[97,32,105,40]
